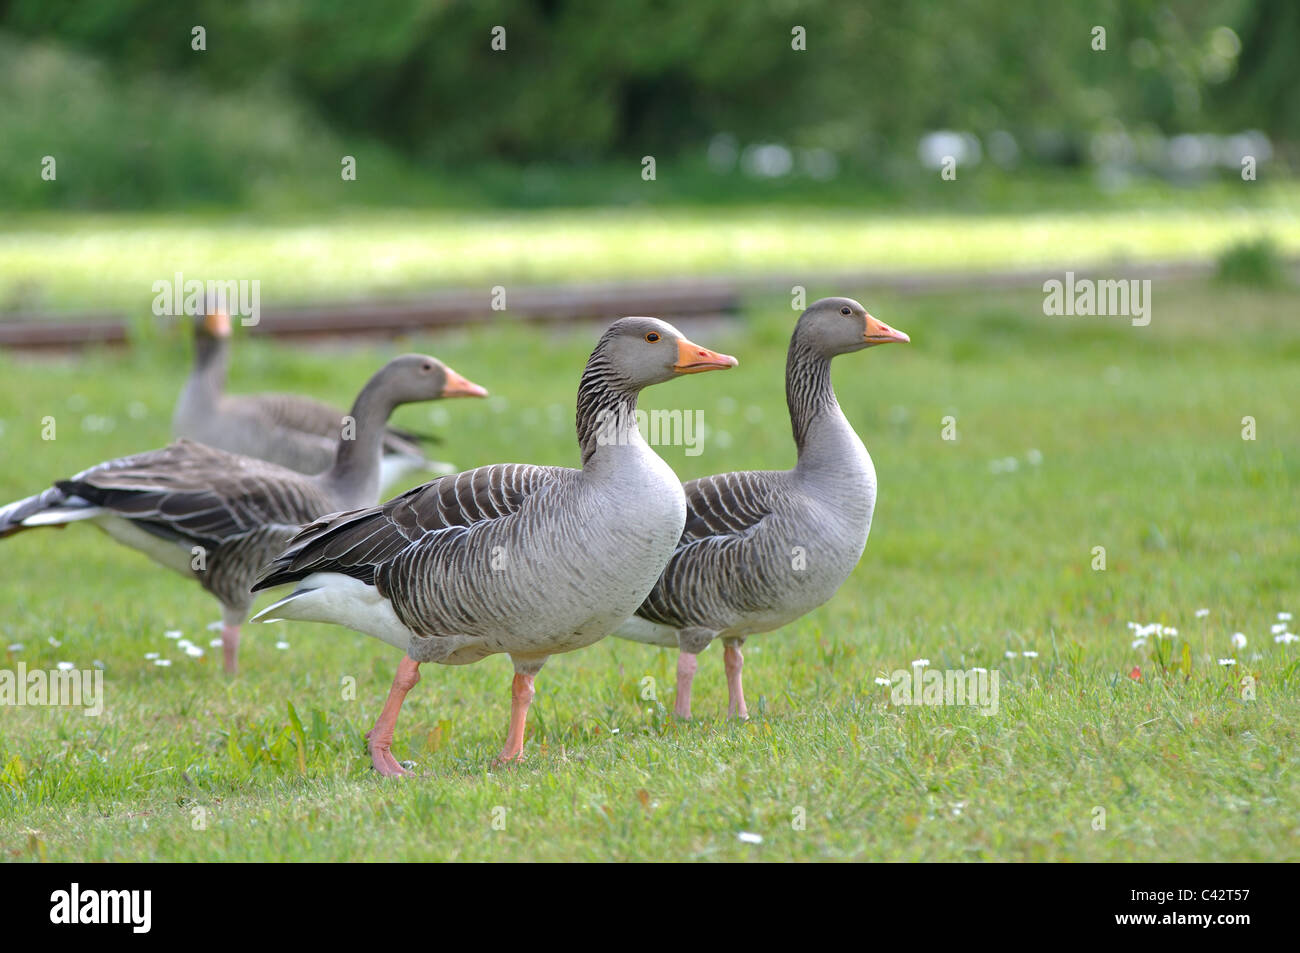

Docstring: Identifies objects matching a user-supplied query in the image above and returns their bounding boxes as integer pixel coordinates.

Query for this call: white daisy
[153,658,172,667]
[1231,633,1247,649]
[738,832,763,845]
[1217,658,1237,667]
[1195,608,1209,618]
[56,661,74,671]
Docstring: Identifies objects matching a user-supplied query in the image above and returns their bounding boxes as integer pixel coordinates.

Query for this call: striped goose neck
[575,338,640,466]
[189,335,229,402]
[786,334,837,457]
[321,374,393,507]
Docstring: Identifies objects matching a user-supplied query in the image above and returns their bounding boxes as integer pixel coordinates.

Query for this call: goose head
[195,295,232,342]
[599,317,738,391]
[371,354,489,405]
[797,297,909,357]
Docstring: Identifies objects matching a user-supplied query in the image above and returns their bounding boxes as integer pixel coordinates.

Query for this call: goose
[251,318,737,775]
[174,303,456,487]
[613,297,908,719]
[0,354,487,674]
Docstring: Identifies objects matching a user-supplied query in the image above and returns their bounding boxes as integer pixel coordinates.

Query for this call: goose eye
[645,332,661,343]
[840,307,852,316]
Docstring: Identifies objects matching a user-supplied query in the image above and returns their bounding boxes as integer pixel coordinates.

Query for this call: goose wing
[636,470,781,628]
[253,463,564,590]
[54,439,330,550]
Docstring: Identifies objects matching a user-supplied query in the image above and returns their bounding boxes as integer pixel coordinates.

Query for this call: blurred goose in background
[252,318,737,775]
[1,355,487,674]
[614,297,908,719]
[174,301,457,487]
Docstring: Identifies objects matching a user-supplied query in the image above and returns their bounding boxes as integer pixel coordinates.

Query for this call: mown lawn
[0,278,1297,861]
[2,183,1299,313]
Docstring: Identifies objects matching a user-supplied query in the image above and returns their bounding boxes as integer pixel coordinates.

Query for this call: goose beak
[863,314,909,345]
[203,309,232,338]
[441,368,489,398]
[673,338,739,374]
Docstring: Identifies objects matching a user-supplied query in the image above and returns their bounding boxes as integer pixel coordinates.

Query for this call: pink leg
[365,655,421,777]
[221,625,240,675]
[494,673,536,765]
[675,651,698,720]
[724,642,748,720]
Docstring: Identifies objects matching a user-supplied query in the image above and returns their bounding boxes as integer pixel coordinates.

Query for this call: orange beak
[673,338,739,374]
[864,314,909,345]
[203,308,232,338]
[441,367,489,398]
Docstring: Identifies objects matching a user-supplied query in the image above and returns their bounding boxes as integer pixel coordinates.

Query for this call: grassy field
[3,184,1300,313]
[0,278,1297,861]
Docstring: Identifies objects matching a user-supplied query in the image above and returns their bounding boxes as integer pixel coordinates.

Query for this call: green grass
[1,279,1298,861]
[3,190,1300,313]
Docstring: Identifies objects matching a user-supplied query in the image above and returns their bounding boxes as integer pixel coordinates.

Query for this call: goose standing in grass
[252,318,737,775]
[174,303,456,486]
[614,297,908,719]
[1,355,487,674]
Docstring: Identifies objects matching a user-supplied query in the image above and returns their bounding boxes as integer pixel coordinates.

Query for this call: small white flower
[1126,621,1137,630]
[970,667,988,673]
[1279,612,1293,621]
[610,727,620,734]
[206,621,224,631]
[177,639,193,650]
[1217,658,1237,667]
[47,636,61,647]
[209,638,224,648]
[1162,626,1178,637]
[56,661,75,671]
[1025,448,1043,466]
[93,660,106,670]
[153,658,172,667]
[1271,623,1287,634]
[874,676,892,686]
[1022,650,1038,658]
[738,832,763,845]
[144,652,160,660]
[1004,650,1016,659]
[185,645,204,658]
[1195,608,1209,618]
[1231,633,1247,649]
[1275,633,1299,645]
[1131,638,1148,649]
[164,630,182,640]
[911,658,929,668]
[6,643,22,652]
[275,641,290,650]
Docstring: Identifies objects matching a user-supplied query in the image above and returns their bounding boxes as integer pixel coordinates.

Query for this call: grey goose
[614,297,908,719]
[174,304,464,487]
[252,318,737,775]
[0,354,487,674]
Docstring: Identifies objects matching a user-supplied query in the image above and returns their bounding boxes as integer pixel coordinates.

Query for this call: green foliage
[1,0,1294,209]
[1215,235,1289,286]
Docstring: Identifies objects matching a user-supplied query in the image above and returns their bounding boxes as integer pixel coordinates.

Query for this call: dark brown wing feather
[253,463,562,590]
